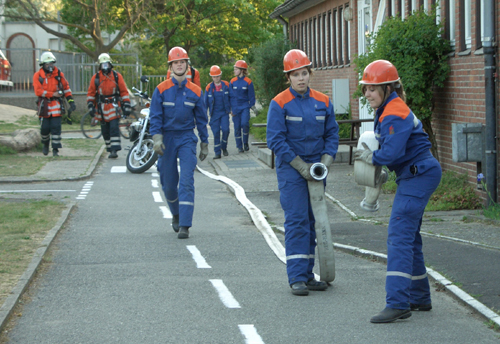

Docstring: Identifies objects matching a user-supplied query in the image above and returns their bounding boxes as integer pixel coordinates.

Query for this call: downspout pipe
[277,15,288,39]
[483,0,497,206]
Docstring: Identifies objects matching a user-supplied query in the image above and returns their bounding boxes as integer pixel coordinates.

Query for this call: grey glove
[199,142,208,161]
[122,102,132,116]
[354,142,373,165]
[153,134,165,156]
[289,156,314,181]
[320,154,334,169]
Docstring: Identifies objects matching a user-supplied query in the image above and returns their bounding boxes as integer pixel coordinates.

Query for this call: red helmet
[209,65,222,76]
[360,60,400,85]
[234,60,248,69]
[283,49,312,73]
[168,47,189,63]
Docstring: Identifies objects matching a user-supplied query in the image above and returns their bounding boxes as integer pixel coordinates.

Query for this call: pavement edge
[0,201,76,334]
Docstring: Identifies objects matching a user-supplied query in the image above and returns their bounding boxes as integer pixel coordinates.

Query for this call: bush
[383,170,482,211]
[249,35,296,108]
[249,105,269,142]
[352,6,450,161]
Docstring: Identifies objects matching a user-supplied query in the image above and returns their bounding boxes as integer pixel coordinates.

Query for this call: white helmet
[98,53,112,64]
[39,52,56,66]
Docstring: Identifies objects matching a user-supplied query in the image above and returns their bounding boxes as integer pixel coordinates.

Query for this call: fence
[2,48,142,94]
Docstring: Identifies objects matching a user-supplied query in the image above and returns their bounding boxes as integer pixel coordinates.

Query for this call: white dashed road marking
[209,279,241,309]
[186,245,211,269]
[238,324,265,344]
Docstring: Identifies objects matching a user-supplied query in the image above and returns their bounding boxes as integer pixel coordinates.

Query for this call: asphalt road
[2,151,499,343]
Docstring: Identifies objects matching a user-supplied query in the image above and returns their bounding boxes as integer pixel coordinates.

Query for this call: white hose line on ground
[197,166,286,264]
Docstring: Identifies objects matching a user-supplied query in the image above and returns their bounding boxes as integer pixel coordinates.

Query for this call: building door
[7,33,36,90]
[357,0,374,132]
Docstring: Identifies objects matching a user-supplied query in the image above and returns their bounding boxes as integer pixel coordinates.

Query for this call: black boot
[410,303,432,311]
[171,214,180,233]
[108,151,118,159]
[244,143,249,151]
[370,307,411,323]
[213,154,221,159]
[42,142,49,156]
[178,226,189,239]
[306,279,328,291]
[52,148,59,157]
[290,281,309,296]
[222,149,228,156]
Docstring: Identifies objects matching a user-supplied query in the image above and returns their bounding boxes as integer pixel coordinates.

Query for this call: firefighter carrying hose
[266,49,339,296]
[355,60,442,323]
[34,51,76,157]
[86,53,131,159]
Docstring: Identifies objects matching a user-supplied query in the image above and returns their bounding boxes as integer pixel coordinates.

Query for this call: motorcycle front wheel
[126,138,158,174]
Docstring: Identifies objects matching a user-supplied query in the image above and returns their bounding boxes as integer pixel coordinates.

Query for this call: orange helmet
[234,60,248,69]
[209,65,222,76]
[168,47,189,63]
[283,49,312,73]
[360,60,400,85]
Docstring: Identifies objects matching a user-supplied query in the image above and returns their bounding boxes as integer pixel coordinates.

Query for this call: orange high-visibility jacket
[33,67,73,118]
[166,66,201,87]
[87,70,130,122]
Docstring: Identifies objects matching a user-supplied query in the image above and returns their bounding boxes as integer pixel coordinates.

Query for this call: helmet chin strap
[173,69,186,77]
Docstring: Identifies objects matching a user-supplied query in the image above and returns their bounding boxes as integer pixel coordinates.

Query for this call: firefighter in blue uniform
[229,60,255,153]
[267,49,339,296]
[355,60,442,323]
[150,47,209,239]
[204,65,231,159]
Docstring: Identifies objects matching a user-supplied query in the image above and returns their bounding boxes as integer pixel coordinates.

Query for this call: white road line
[111,166,127,173]
[186,245,211,269]
[209,279,241,309]
[152,191,163,203]
[238,324,265,344]
[151,179,159,188]
[0,190,76,193]
[159,206,172,219]
[152,172,159,178]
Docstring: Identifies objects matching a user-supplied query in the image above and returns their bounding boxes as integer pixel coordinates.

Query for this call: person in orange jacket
[166,61,201,87]
[34,51,76,157]
[86,53,131,158]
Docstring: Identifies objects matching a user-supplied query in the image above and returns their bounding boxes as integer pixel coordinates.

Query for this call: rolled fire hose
[353,131,387,212]
[308,163,336,282]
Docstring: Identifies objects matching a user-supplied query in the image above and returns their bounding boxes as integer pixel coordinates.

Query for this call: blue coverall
[204,81,231,155]
[229,76,255,150]
[149,78,209,228]
[267,87,339,285]
[372,91,442,310]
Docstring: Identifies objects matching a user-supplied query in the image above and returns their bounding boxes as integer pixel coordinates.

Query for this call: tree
[2,0,152,61]
[145,0,281,62]
[352,7,450,160]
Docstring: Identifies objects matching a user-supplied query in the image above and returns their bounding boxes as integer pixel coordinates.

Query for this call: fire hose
[308,162,336,282]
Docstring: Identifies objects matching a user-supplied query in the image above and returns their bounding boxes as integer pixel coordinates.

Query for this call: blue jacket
[149,78,208,143]
[267,87,339,165]
[204,81,231,121]
[372,91,432,172]
[229,76,255,111]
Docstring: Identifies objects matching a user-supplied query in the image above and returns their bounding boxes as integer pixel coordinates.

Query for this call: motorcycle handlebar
[131,86,151,101]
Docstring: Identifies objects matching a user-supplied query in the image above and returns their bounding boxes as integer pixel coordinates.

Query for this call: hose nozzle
[310,162,328,181]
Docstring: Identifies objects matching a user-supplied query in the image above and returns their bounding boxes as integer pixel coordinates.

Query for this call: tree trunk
[422,118,440,162]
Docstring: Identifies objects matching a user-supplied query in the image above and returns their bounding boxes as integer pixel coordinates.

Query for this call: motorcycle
[126,76,159,173]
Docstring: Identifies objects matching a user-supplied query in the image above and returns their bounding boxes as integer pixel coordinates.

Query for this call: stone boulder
[0,128,41,151]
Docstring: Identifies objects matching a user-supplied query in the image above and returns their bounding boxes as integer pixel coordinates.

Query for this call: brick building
[271,0,499,202]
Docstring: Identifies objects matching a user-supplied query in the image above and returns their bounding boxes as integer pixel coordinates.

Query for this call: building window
[344,5,351,64]
[460,0,471,50]
[445,0,456,47]
[338,7,344,65]
[476,0,483,48]
[322,13,327,67]
[332,9,338,65]
[327,11,332,66]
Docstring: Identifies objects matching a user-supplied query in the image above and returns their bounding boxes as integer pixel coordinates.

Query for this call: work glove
[376,169,389,187]
[153,134,165,156]
[354,142,373,165]
[199,142,209,161]
[320,154,334,169]
[289,156,314,181]
[68,99,76,112]
[122,102,132,116]
[87,102,96,117]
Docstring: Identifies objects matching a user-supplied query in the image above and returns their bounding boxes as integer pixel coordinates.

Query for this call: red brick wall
[286,0,499,202]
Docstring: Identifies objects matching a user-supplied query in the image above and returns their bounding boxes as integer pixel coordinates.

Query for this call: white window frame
[464,0,471,49]
[449,0,456,47]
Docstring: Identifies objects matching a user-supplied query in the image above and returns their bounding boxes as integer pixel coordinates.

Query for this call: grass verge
[0,199,67,309]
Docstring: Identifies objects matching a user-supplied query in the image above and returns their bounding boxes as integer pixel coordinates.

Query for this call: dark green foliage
[352,7,450,160]
[249,105,269,142]
[249,36,296,108]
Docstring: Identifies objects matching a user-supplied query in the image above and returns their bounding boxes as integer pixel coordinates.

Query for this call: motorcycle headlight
[130,121,143,132]
[140,108,149,118]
